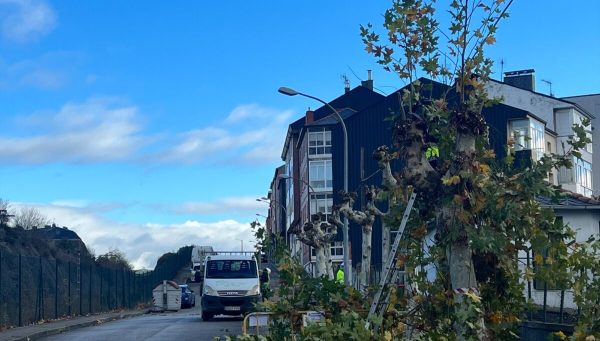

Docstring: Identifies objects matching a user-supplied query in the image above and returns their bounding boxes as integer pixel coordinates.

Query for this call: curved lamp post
[257,197,288,245]
[278,86,351,286]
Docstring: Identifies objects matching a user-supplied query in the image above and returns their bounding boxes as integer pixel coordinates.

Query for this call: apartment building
[486,70,595,197]
[268,71,599,295]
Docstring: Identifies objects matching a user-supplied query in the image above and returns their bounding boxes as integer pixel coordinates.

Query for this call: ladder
[365,191,417,330]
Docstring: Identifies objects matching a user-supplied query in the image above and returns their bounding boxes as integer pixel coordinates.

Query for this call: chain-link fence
[0,247,190,329]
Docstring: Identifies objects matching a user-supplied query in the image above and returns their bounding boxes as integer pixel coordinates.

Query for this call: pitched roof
[538,190,600,209]
[281,85,384,160]
[312,86,385,119]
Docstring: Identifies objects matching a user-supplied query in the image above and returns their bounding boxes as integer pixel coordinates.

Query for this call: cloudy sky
[0,1,598,269]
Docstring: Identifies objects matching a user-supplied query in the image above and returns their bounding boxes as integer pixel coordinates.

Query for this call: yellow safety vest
[425,145,440,159]
[336,269,344,284]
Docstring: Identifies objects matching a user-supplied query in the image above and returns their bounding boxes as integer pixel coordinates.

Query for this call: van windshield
[206,260,258,279]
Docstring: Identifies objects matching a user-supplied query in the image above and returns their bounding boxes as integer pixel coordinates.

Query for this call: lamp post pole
[278,86,351,286]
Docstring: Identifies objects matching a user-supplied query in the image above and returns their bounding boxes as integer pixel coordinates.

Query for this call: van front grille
[217,290,246,296]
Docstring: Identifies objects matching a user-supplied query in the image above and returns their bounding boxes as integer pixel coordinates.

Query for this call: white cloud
[0,0,56,42]
[0,51,79,90]
[3,100,294,166]
[171,196,269,215]
[0,97,147,163]
[157,104,293,164]
[225,104,284,124]
[11,202,257,270]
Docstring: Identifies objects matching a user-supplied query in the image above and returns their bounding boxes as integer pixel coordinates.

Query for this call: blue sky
[0,0,598,269]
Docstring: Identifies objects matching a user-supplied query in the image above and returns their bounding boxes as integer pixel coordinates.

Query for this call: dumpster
[152,280,181,312]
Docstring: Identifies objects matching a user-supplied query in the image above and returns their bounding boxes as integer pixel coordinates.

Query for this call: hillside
[0,225,93,262]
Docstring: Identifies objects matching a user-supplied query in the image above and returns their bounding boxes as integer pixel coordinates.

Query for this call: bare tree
[0,198,12,228]
[338,188,382,290]
[291,213,339,279]
[13,207,50,230]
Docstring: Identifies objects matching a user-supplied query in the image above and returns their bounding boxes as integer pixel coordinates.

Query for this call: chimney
[503,69,535,92]
[361,69,374,90]
[305,109,314,124]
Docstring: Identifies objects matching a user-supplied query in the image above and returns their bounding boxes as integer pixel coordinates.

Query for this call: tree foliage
[358,0,599,339]
[96,248,132,270]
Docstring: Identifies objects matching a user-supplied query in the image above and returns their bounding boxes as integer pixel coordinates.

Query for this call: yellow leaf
[534,254,543,265]
[464,291,481,303]
[478,163,491,174]
[553,331,567,340]
[483,149,496,158]
[384,331,392,341]
[485,35,496,45]
[442,175,461,186]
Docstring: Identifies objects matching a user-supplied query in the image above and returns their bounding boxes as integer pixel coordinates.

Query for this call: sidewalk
[0,310,146,341]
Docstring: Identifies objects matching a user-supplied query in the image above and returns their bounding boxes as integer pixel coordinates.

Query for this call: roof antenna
[541,79,554,97]
[500,58,505,79]
[341,74,350,93]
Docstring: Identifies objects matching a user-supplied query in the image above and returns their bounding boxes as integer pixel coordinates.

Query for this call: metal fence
[0,248,189,329]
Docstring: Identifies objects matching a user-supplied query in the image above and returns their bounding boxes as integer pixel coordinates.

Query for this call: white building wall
[488,82,594,197]
[486,81,570,132]
[519,208,600,310]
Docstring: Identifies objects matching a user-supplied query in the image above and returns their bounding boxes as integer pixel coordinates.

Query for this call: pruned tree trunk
[376,115,487,339]
[290,213,338,279]
[315,246,327,277]
[361,226,372,286]
[339,190,377,290]
[445,127,485,340]
[373,147,397,267]
[324,244,333,280]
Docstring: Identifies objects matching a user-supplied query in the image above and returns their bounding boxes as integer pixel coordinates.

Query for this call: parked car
[180,284,195,309]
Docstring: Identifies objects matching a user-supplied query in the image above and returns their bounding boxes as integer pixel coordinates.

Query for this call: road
[41,283,244,341]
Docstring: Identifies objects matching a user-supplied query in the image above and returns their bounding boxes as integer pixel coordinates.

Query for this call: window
[206,260,258,279]
[309,160,333,190]
[508,118,545,161]
[575,158,593,196]
[509,119,529,151]
[331,242,344,256]
[311,242,344,257]
[308,128,332,155]
[310,193,333,221]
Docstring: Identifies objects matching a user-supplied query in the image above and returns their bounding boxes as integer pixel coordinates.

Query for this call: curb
[8,312,146,341]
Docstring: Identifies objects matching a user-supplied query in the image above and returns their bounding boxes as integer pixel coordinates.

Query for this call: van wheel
[202,312,213,321]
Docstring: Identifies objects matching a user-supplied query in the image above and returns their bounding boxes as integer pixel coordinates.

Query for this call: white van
[200,253,264,321]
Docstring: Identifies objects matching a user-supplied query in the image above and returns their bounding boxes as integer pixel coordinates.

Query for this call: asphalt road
[40,283,244,341]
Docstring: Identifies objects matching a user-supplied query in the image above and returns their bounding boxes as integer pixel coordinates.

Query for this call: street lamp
[277,174,316,195]
[278,86,351,286]
[257,197,288,245]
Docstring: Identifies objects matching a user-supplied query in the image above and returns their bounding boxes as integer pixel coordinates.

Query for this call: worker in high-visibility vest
[425,144,440,169]
[336,262,345,284]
